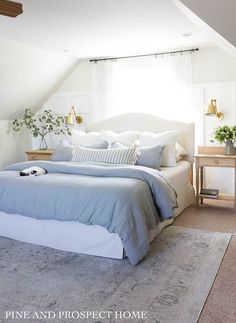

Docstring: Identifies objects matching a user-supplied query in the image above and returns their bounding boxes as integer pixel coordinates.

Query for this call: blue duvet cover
[0,161,177,264]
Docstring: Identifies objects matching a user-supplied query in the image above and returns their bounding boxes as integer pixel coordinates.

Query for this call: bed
[0,113,195,264]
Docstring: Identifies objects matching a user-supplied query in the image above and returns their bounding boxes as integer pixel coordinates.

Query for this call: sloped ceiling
[173,0,236,58]
[0,37,78,120]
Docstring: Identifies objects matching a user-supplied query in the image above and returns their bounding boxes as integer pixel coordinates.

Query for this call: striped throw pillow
[72,146,138,165]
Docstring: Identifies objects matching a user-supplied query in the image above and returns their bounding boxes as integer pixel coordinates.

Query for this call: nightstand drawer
[28,154,39,161]
[27,154,51,161]
[199,157,235,167]
[26,150,54,161]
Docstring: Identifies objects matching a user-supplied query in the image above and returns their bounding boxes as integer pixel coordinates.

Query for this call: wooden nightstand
[26,150,54,161]
[194,146,236,209]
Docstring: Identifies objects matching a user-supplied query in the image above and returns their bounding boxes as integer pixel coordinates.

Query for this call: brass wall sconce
[65,106,83,125]
[205,99,224,120]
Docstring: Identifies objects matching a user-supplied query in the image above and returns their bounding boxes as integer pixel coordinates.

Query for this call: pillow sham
[101,130,138,147]
[136,145,165,170]
[85,140,109,149]
[52,140,110,162]
[111,141,165,169]
[110,141,127,149]
[72,146,138,165]
[71,130,101,146]
[175,142,187,161]
[51,140,74,162]
[139,131,177,167]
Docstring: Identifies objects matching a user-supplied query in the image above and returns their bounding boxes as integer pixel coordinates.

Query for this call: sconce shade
[205,99,224,120]
[65,106,83,125]
[205,100,217,116]
[65,115,74,125]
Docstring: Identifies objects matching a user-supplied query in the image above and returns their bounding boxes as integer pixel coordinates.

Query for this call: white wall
[191,46,236,147]
[33,61,94,149]
[191,47,236,195]
[192,47,236,83]
[0,37,80,167]
[43,47,236,195]
[56,60,93,93]
[0,121,31,169]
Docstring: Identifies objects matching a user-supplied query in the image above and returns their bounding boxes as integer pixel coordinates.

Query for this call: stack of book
[199,188,219,199]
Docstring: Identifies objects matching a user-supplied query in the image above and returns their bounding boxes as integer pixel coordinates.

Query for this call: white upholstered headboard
[86,113,195,163]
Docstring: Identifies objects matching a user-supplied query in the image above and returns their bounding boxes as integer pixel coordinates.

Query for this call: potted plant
[211,125,236,155]
[12,108,72,150]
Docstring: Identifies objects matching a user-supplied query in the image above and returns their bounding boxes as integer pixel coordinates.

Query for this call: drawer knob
[33,156,38,160]
[214,159,219,164]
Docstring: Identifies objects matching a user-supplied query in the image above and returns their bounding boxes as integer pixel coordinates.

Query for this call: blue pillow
[52,141,109,162]
[137,145,165,170]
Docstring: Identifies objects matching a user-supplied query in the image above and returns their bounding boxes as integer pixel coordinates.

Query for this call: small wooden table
[26,150,54,161]
[194,146,236,209]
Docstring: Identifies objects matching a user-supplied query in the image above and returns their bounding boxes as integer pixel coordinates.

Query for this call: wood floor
[174,200,236,323]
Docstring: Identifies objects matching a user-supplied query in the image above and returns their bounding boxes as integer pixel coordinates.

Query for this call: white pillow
[71,130,101,146]
[72,146,138,165]
[51,140,74,162]
[139,131,177,166]
[101,130,138,147]
[175,142,187,161]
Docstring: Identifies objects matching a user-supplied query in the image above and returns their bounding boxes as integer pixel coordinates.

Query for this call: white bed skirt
[0,212,124,259]
[0,184,194,260]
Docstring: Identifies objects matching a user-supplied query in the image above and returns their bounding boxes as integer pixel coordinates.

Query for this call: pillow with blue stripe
[72,146,138,165]
[111,141,164,170]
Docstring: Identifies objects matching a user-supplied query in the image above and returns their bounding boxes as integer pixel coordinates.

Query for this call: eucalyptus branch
[12,108,72,147]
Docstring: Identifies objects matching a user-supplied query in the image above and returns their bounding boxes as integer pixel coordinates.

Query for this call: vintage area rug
[0,226,231,323]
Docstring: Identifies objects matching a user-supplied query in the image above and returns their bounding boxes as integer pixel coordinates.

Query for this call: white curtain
[91,61,113,121]
[92,53,193,122]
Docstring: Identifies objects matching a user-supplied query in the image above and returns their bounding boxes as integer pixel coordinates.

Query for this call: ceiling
[0,0,213,58]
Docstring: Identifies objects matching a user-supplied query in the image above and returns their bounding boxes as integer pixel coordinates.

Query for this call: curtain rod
[90,48,199,63]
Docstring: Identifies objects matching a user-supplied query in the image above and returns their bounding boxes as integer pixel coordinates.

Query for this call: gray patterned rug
[0,226,230,323]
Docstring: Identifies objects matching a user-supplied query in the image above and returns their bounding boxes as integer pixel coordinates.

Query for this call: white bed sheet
[0,161,195,261]
[161,160,195,217]
[160,160,190,192]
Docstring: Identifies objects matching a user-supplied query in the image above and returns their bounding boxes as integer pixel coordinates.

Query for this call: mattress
[160,160,190,192]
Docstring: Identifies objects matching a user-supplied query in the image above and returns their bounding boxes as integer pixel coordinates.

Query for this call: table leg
[234,162,236,211]
[196,159,199,207]
[200,166,203,204]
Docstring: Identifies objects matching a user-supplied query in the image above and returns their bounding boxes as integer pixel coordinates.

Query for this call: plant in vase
[12,109,72,150]
[211,125,236,155]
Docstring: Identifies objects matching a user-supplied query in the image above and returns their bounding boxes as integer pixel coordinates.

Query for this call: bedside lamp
[65,106,83,125]
[205,99,224,120]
